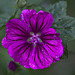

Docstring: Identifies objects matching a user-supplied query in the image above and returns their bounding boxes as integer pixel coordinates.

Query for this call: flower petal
[40,28,63,62]
[42,41,63,62]
[6,19,30,41]
[6,29,29,41]
[34,12,53,32]
[1,37,14,49]
[29,45,53,69]
[36,13,44,32]
[41,28,60,41]
[20,44,33,68]
[20,9,53,32]
[20,9,36,24]
[8,41,27,61]
[7,40,32,68]
[41,28,55,34]
[29,14,37,31]
[37,12,53,32]
[6,19,28,32]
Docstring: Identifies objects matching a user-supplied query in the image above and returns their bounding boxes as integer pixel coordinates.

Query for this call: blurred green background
[0,0,75,75]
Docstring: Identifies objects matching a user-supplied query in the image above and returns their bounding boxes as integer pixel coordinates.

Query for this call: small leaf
[0,0,16,30]
[49,1,67,22]
[0,9,19,30]
[52,16,75,28]
[52,16,75,42]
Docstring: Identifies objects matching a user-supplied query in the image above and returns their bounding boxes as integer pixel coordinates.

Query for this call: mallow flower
[2,9,63,69]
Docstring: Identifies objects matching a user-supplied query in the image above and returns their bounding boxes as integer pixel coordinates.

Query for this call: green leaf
[49,1,75,57]
[52,16,75,28]
[52,16,75,57]
[49,1,67,22]
[71,27,75,37]
[52,16,75,41]
[0,0,16,30]
[0,9,19,30]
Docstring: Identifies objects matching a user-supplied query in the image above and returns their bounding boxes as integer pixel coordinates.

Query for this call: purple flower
[2,9,63,69]
[8,61,18,71]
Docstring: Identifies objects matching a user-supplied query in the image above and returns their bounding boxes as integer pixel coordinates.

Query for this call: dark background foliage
[0,0,75,75]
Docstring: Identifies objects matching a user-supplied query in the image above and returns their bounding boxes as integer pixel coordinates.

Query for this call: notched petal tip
[1,37,12,49]
[20,9,36,21]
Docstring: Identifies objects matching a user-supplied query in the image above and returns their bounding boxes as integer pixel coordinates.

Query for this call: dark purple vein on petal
[39,16,44,31]
[14,44,30,61]
[39,46,47,66]
[29,14,35,31]
[8,22,26,34]
[37,46,44,66]
[34,47,39,68]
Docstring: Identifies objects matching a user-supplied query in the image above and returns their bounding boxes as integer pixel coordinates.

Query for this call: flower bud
[8,61,18,71]
[16,0,26,8]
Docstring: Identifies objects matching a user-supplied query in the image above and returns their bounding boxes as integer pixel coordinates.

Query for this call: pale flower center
[27,32,42,47]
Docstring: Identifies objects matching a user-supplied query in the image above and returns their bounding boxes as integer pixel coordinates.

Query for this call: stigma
[27,32,42,47]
